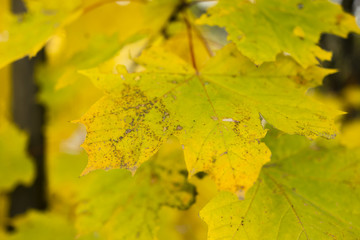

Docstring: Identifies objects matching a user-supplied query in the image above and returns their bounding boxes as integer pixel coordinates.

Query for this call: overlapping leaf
[197,0,360,67]
[0,0,82,69]
[6,140,196,240]
[3,211,76,240]
[41,0,180,90]
[200,132,360,239]
[156,175,218,240]
[0,0,182,70]
[79,43,339,193]
[0,65,34,192]
[74,138,196,240]
[0,117,34,192]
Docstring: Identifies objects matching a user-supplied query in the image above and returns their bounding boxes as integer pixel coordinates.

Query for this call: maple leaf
[41,0,181,89]
[79,43,339,193]
[0,0,83,69]
[200,131,360,239]
[74,138,196,240]
[197,0,360,67]
[0,0,181,70]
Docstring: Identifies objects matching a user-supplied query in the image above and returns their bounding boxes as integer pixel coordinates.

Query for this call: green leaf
[0,1,82,69]
[0,54,33,194]
[197,0,360,67]
[39,33,131,91]
[4,211,76,240]
[75,138,196,240]
[0,117,34,192]
[79,43,339,193]
[200,132,360,239]
[0,0,184,69]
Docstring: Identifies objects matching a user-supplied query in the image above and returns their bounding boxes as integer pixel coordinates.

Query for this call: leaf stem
[126,0,187,72]
[191,21,214,57]
[184,16,199,74]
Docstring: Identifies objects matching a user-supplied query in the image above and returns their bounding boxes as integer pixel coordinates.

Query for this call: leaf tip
[129,166,138,176]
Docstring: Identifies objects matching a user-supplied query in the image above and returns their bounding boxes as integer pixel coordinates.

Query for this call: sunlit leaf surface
[197,0,360,67]
[200,132,360,239]
[79,44,339,193]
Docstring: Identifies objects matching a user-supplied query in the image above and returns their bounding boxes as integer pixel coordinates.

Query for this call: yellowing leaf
[0,117,34,192]
[37,67,103,178]
[75,138,196,240]
[197,0,360,67]
[200,132,360,239]
[79,44,339,193]
[37,0,183,92]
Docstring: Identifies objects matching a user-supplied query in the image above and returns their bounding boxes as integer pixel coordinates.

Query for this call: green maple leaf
[79,43,339,193]
[200,132,360,239]
[197,0,360,67]
[74,138,196,240]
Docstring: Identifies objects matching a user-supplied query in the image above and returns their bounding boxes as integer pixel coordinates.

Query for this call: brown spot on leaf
[176,125,183,131]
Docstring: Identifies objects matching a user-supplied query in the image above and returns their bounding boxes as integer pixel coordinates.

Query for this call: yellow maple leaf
[78,43,340,193]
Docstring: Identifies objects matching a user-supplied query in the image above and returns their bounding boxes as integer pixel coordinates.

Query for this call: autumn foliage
[1,0,360,239]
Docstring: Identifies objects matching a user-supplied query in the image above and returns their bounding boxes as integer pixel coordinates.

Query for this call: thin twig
[191,22,214,57]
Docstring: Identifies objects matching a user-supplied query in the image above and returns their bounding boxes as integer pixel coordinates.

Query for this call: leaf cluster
[0,0,360,239]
